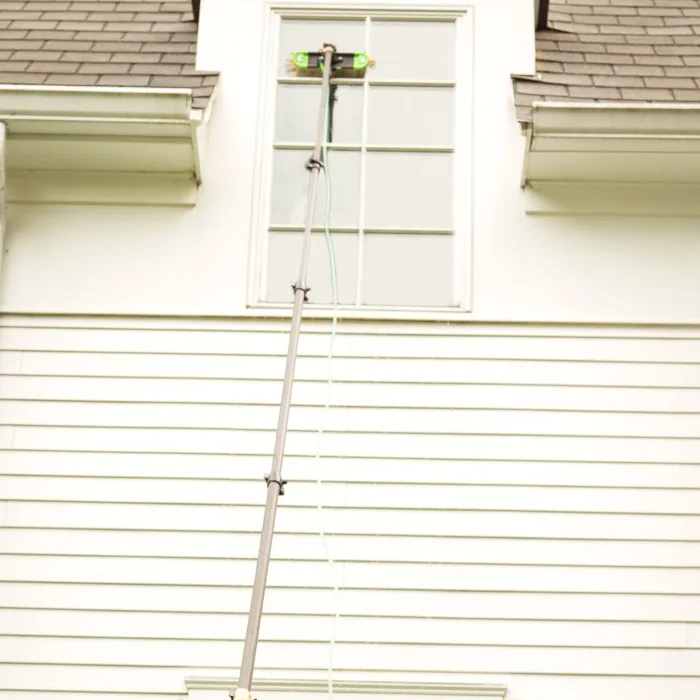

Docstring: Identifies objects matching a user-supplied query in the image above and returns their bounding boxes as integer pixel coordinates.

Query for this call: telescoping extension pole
[231,44,336,700]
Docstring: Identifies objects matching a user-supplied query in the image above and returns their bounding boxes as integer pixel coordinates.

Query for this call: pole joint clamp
[292,283,310,301]
[306,156,323,171]
[265,473,288,496]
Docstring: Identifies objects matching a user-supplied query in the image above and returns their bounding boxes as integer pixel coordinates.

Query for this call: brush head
[286,50,374,79]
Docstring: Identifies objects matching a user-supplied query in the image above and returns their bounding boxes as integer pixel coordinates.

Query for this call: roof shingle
[513,0,700,120]
[0,0,217,108]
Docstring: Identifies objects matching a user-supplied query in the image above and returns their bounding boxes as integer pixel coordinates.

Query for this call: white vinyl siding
[257,9,470,311]
[1,316,699,699]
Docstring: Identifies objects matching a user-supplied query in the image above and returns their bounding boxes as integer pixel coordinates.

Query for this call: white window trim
[246,1,475,318]
[185,677,507,700]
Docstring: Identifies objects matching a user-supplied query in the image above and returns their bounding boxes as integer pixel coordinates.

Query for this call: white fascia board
[0,85,201,142]
[0,84,193,121]
[522,101,700,212]
[0,85,212,203]
[530,100,700,140]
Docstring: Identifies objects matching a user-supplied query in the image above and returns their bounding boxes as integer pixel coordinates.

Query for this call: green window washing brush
[287,49,374,78]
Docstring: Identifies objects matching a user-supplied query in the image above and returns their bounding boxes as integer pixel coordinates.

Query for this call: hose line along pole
[232,45,336,700]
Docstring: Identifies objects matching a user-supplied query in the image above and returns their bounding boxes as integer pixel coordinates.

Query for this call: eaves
[519,100,700,216]
[0,85,215,207]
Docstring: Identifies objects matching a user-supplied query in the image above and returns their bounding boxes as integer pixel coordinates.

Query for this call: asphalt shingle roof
[0,0,217,109]
[514,0,700,121]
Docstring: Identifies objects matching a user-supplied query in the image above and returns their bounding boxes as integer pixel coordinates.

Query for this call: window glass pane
[369,20,455,82]
[364,152,453,230]
[367,86,454,146]
[275,84,364,144]
[270,148,361,228]
[362,233,453,307]
[265,232,358,304]
[279,19,366,77]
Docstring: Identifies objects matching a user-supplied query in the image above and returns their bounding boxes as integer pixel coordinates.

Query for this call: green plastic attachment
[352,53,371,71]
[292,51,310,70]
[291,51,372,73]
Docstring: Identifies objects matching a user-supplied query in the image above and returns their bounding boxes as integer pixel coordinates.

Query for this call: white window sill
[246,303,472,324]
[185,677,508,700]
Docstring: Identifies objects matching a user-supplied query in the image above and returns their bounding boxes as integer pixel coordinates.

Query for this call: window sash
[252,5,472,313]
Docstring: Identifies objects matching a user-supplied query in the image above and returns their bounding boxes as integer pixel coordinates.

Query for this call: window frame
[247,1,474,316]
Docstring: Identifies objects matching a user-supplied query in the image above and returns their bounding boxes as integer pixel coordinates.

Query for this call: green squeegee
[291,49,372,76]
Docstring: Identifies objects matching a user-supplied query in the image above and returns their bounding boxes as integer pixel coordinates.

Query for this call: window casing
[249,5,472,313]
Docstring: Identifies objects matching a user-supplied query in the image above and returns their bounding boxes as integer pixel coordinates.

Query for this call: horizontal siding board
[7,501,700,541]
[4,583,700,622]
[3,376,700,413]
[0,609,690,649]
[1,529,698,567]
[4,315,700,339]
[0,664,217,694]
[3,401,700,439]
[3,326,700,362]
[2,452,699,488]
[0,694,179,700]
[1,667,699,698]
[2,555,699,594]
[0,426,13,448]
[3,476,700,515]
[8,427,700,463]
[3,637,700,675]
[5,351,700,388]
[0,351,22,374]
[1,317,699,695]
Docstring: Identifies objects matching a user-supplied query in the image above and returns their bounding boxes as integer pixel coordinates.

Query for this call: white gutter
[531,100,700,137]
[0,84,194,121]
[521,100,700,214]
[0,85,213,204]
[522,100,700,187]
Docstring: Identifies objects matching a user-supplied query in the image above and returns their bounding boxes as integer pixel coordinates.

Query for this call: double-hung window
[251,6,472,311]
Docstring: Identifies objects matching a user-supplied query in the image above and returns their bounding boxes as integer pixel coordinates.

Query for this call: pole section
[232,45,336,700]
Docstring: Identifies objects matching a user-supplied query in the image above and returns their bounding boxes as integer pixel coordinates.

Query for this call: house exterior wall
[0,1,699,700]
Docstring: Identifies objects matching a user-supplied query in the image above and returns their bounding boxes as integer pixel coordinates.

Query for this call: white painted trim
[0,123,5,278]
[248,2,474,313]
[185,677,508,698]
[529,101,700,145]
[0,84,192,120]
[453,7,473,311]
[3,313,700,336]
[524,181,700,217]
[246,4,281,308]
[521,101,700,199]
[6,172,197,207]
[0,85,213,203]
[269,1,473,17]
[355,14,372,306]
